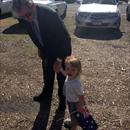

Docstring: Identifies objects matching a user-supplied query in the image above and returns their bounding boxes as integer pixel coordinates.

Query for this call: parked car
[76,0,82,4]
[126,0,130,21]
[75,0,121,30]
[64,0,76,3]
[12,0,67,19]
[0,0,13,15]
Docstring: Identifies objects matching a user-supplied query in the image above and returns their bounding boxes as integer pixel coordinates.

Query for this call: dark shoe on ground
[64,118,71,129]
[33,93,52,102]
[33,95,44,102]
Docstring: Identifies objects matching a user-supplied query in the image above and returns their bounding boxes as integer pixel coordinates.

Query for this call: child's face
[65,64,79,79]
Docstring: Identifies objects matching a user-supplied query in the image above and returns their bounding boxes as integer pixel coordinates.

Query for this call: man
[13,0,71,110]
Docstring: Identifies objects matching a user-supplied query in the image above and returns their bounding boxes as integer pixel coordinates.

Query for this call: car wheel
[75,25,79,30]
[126,7,130,21]
[0,9,2,16]
[115,18,121,30]
[127,14,130,21]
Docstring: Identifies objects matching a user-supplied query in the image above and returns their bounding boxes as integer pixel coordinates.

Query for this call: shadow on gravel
[3,23,27,34]
[0,13,12,20]
[48,109,65,130]
[32,98,52,130]
[74,28,123,40]
[32,97,65,130]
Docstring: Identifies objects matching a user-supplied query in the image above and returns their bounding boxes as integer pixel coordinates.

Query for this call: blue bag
[75,112,98,130]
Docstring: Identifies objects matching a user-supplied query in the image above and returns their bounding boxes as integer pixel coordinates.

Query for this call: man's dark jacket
[21,5,71,60]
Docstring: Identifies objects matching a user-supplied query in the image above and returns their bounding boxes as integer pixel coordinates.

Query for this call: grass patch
[0,17,17,27]
[64,16,75,33]
[19,44,38,58]
[0,35,28,42]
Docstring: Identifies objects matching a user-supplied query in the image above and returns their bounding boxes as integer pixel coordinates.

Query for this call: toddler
[60,56,88,130]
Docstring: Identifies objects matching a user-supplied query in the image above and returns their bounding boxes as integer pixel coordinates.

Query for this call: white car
[126,0,130,21]
[0,0,13,15]
[75,0,121,29]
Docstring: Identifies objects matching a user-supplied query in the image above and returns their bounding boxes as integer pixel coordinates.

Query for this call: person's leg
[57,72,66,110]
[42,59,55,95]
[33,59,55,101]
[67,102,78,130]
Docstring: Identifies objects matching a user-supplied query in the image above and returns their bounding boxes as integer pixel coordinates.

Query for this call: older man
[13,0,71,111]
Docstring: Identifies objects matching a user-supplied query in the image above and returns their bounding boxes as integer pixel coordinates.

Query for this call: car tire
[75,25,79,30]
[0,9,1,16]
[127,14,130,21]
[115,18,121,30]
[126,7,130,21]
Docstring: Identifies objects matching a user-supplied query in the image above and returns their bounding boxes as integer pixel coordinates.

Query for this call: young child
[60,55,88,130]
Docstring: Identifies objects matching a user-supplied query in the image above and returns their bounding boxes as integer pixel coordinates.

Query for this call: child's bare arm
[60,67,67,76]
[77,95,89,118]
[77,95,86,110]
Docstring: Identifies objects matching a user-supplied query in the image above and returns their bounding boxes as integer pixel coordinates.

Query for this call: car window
[82,0,116,5]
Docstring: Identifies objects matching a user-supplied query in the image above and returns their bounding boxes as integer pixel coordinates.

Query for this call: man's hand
[53,59,62,73]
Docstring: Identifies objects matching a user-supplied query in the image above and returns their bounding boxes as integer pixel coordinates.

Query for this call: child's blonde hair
[65,55,82,73]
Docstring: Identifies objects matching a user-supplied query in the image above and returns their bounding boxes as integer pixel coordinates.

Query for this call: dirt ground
[0,3,130,130]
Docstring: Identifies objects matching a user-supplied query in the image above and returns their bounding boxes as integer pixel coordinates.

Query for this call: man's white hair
[13,0,33,11]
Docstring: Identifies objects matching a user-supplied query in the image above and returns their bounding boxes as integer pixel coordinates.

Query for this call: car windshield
[82,0,116,5]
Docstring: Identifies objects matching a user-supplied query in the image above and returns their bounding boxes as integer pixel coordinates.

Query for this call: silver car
[75,0,121,29]
[0,0,13,15]
[126,0,130,21]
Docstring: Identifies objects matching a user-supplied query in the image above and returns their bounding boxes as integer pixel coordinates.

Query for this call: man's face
[19,3,35,22]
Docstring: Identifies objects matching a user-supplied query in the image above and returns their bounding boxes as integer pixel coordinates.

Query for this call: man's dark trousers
[41,58,66,109]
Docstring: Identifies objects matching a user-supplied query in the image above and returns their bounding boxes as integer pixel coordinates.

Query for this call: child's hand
[60,67,67,76]
[78,106,89,118]
[53,60,62,73]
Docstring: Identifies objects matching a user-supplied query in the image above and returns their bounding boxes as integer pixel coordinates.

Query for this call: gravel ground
[0,3,130,130]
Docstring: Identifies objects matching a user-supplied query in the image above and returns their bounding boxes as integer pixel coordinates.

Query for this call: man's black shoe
[64,118,71,129]
[33,93,52,102]
[33,95,43,102]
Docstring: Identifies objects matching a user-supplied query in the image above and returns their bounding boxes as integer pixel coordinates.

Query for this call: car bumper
[75,17,120,29]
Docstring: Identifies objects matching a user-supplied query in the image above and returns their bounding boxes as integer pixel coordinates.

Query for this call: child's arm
[77,95,86,111]
[60,67,67,76]
[77,95,89,117]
